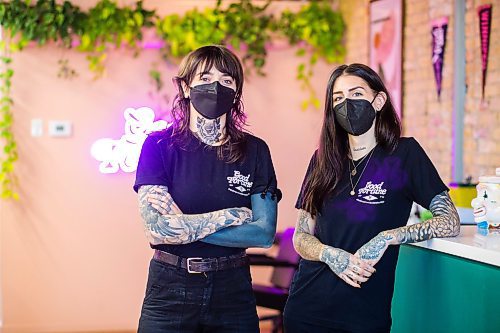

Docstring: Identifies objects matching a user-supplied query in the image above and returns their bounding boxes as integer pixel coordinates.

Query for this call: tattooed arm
[138,185,252,245]
[201,192,278,248]
[355,191,460,266]
[294,209,375,288]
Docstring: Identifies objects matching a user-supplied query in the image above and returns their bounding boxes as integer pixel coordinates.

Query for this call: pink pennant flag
[431,17,448,101]
[478,4,492,100]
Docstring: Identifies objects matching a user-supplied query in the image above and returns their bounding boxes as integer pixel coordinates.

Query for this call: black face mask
[333,95,377,136]
[189,81,236,119]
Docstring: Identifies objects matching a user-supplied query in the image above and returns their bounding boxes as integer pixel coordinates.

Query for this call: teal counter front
[391,226,500,333]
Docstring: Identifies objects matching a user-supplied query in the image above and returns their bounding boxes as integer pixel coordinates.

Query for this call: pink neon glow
[91,107,170,174]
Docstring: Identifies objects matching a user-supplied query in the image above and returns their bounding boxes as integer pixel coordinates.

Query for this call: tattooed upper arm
[293,209,325,261]
[138,185,171,244]
[428,190,460,237]
[385,191,460,244]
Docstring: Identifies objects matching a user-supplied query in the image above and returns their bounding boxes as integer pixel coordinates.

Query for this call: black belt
[153,249,249,274]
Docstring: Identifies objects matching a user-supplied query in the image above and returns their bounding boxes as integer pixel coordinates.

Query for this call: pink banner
[431,17,448,101]
[369,0,403,117]
[478,4,492,100]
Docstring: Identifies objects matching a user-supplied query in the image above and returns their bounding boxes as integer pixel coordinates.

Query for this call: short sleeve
[250,140,282,202]
[133,134,169,192]
[295,151,317,210]
[406,138,448,209]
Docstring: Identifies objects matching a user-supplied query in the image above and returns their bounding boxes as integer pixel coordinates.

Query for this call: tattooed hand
[320,246,376,288]
[355,232,394,267]
[147,188,183,215]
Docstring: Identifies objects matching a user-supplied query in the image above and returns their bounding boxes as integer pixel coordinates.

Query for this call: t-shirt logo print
[355,181,387,204]
[227,171,253,196]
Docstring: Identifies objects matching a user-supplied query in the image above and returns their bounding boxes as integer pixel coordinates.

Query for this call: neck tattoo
[196,116,223,145]
[353,146,366,152]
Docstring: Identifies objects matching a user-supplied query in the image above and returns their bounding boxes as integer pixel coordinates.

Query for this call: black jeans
[284,316,390,333]
[138,258,259,333]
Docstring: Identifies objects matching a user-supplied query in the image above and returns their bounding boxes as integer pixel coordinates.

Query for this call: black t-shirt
[134,127,280,258]
[284,137,448,332]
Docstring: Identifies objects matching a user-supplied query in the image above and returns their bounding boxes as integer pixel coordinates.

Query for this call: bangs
[197,53,240,81]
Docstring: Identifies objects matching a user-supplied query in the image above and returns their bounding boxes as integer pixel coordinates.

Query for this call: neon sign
[91,107,170,173]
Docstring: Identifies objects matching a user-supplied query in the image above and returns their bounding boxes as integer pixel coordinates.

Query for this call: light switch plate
[31,119,43,137]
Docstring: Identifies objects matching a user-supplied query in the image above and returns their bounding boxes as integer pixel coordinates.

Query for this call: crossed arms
[293,191,460,288]
[137,185,278,248]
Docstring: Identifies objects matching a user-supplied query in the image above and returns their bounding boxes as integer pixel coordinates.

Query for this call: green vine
[0,54,17,199]
[278,1,346,109]
[0,0,345,199]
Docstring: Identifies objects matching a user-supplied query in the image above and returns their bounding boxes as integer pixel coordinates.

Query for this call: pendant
[350,190,355,196]
[351,169,357,176]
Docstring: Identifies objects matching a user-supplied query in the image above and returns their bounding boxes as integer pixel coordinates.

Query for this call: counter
[391,226,500,333]
[410,225,500,267]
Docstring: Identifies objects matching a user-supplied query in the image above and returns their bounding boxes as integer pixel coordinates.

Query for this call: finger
[147,193,165,201]
[350,265,372,278]
[347,270,369,284]
[340,273,361,288]
[357,260,376,273]
[151,187,168,194]
[151,203,168,214]
[147,198,163,206]
[170,205,182,214]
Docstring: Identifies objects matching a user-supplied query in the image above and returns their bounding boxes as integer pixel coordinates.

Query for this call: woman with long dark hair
[134,45,281,332]
[283,63,459,332]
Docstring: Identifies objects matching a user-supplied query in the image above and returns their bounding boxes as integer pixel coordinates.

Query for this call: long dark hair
[171,45,247,163]
[302,63,401,216]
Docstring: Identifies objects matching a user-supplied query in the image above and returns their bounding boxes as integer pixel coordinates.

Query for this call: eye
[222,78,234,85]
[352,91,363,97]
[333,96,343,102]
[200,76,210,82]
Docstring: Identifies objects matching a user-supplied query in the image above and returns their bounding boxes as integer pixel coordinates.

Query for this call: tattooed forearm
[320,247,350,274]
[293,210,326,261]
[357,233,393,260]
[138,185,252,245]
[384,191,460,244]
[294,210,375,288]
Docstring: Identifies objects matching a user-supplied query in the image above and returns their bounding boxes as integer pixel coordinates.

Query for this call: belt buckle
[187,257,203,274]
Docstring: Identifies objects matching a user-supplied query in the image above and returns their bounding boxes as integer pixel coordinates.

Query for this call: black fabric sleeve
[133,134,169,193]
[406,138,448,209]
[295,151,317,210]
[250,140,282,202]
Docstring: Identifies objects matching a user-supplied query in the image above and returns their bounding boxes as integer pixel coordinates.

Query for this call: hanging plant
[0,54,17,199]
[278,1,346,109]
[0,0,345,199]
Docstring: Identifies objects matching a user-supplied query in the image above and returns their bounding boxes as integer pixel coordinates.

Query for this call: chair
[248,228,300,333]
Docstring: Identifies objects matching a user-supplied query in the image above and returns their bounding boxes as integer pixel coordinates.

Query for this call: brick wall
[341,0,499,183]
[463,0,500,181]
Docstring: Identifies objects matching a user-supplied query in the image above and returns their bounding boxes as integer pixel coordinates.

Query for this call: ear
[181,81,190,98]
[373,91,387,112]
[173,77,190,98]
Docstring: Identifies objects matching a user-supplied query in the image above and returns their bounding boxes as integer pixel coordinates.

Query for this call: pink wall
[0,1,331,331]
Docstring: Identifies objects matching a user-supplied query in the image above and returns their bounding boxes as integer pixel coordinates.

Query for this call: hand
[320,246,376,288]
[355,232,394,267]
[147,187,183,215]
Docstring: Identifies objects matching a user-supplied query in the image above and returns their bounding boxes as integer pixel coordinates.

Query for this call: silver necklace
[348,146,376,196]
[350,152,370,176]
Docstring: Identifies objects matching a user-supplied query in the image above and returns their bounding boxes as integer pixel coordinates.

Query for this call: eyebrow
[198,71,233,78]
[333,86,366,94]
